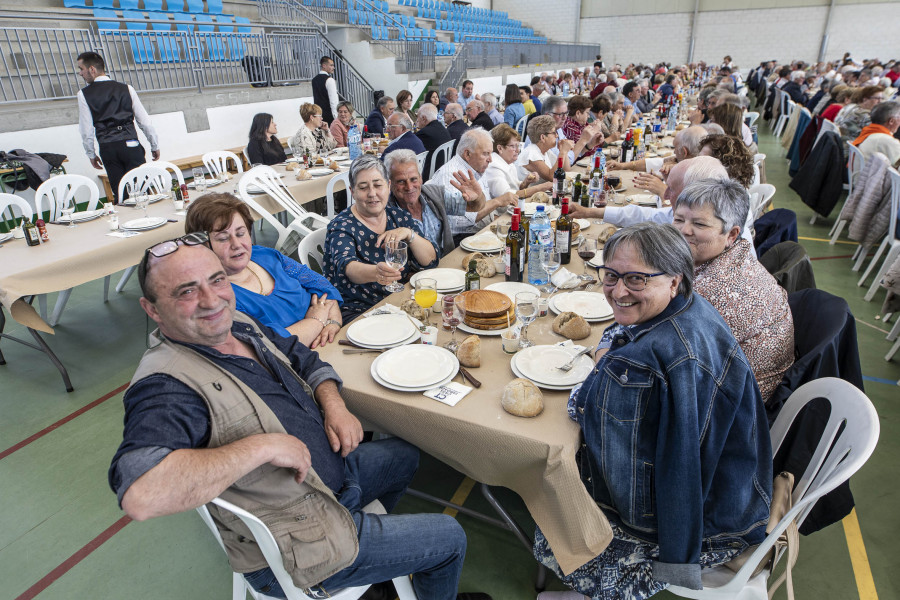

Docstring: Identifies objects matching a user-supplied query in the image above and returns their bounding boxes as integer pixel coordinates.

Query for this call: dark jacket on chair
[380,131,427,162]
[789,131,844,218]
[759,241,817,294]
[416,120,452,177]
[753,208,798,259]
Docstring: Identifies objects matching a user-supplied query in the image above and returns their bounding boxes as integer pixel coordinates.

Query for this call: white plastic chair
[326,171,350,219]
[828,143,866,245]
[117,164,174,202]
[774,98,794,140]
[816,118,841,151]
[157,160,187,187]
[860,167,900,300]
[427,139,455,181]
[297,226,328,273]
[33,175,106,325]
[0,193,33,224]
[745,111,759,128]
[203,150,245,178]
[196,497,419,600]
[748,183,776,222]
[668,377,879,600]
[415,151,428,174]
[514,115,528,139]
[238,165,330,257]
[850,153,891,273]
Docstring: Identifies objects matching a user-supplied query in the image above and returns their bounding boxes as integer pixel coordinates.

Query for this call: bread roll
[595,223,617,243]
[530,191,550,205]
[552,311,591,340]
[456,335,481,368]
[400,298,428,322]
[501,378,544,417]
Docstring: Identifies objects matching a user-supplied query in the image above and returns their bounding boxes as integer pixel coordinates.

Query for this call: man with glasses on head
[381,112,426,161]
[109,235,486,600]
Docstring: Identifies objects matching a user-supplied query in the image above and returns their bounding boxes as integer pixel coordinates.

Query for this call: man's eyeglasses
[552,111,567,117]
[600,266,666,291]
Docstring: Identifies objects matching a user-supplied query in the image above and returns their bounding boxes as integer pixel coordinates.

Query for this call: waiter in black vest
[312,56,339,126]
[76,51,160,203]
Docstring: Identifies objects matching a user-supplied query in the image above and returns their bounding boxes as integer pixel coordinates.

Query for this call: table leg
[479,484,548,591]
[0,306,74,392]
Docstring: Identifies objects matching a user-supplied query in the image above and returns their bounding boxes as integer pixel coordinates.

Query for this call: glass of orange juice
[414,278,437,327]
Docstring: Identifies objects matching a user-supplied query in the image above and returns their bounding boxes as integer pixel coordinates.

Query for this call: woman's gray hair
[674,178,749,235]
[457,127,492,155]
[526,115,557,144]
[383,148,419,176]
[349,154,388,188]
[604,223,694,297]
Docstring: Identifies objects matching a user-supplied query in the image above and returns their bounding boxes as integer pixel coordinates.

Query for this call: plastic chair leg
[852,244,870,271]
[37,294,48,321]
[858,238,889,287]
[116,266,137,293]
[886,337,900,361]
[103,275,111,303]
[809,214,817,225]
[887,318,900,341]
[863,244,900,301]
[48,288,72,327]
[829,219,847,244]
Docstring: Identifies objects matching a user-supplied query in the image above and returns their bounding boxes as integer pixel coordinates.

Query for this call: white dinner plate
[333,156,351,163]
[410,268,466,292]
[574,218,590,230]
[550,291,614,322]
[484,281,541,302]
[346,313,418,347]
[513,345,594,387]
[509,355,583,390]
[308,167,334,176]
[245,184,268,195]
[628,194,660,207]
[373,345,459,389]
[507,202,548,216]
[586,250,605,268]
[460,235,504,253]
[121,216,168,231]
[187,178,222,189]
[120,193,167,206]
[0,231,14,243]
[58,209,105,223]
[457,322,507,336]
[371,359,456,392]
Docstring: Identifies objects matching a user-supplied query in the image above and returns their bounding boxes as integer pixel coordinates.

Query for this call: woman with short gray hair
[516,115,564,182]
[672,178,794,401]
[325,155,437,320]
[535,221,773,600]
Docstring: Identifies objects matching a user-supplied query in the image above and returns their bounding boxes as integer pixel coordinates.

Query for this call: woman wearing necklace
[324,155,438,321]
[184,193,343,349]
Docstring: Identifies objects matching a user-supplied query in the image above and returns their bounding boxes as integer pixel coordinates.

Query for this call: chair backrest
[816,118,840,148]
[753,152,766,166]
[887,167,900,241]
[118,164,173,201]
[156,160,187,186]
[745,111,759,128]
[751,162,760,188]
[415,151,428,174]
[720,378,878,590]
[34,174,101,221]
[748,183,776,222]
[514,114,528,139]
[0,193,33,225]
[202,150,244,178]
[428,139,455,180]
[296,226,328,273]
[326,171,350,218]
[846,142,866,199]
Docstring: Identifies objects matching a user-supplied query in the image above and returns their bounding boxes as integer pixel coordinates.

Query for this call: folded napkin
[423,381,473,406]
[550,268,580,289]
[362,304,405,318]
[106,230,141,238]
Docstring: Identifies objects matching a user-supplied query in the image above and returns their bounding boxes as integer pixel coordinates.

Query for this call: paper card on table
[423,381,472,406]
[106,230,141,238]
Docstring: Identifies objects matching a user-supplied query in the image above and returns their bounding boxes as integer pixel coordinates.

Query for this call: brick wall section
[826,3,900,65]
[491,0,579,43]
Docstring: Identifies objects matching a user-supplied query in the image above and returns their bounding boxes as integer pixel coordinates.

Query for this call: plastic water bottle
[438,109,445,124]
[527,206,552,286]
[348,124,362,160]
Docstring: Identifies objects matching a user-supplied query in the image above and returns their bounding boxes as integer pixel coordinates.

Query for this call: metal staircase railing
[257,0,329,33]
[438,42,467,91]
[318,34,376,118]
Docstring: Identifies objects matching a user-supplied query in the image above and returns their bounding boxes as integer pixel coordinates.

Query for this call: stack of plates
[371,345,459,391]
[549,291,613,322]
[410,268,465,293]
[187,178,223,189]
[121,216,168,231]
[460,234,503,253]
[0,231,14,243]
[121,193,167,206]
[628,194,660,207]
[307,167,334,177]
[510,345,594,390]
[58,209,105,224]
[345,313,421,349]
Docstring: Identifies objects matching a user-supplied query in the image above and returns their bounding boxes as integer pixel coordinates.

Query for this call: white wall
[491,0,579,43]
[580,13,693,66]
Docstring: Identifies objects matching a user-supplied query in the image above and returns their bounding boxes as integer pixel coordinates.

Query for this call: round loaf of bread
[501,378,544,417]
[595,223,617,243]
[456,335,481,368]
[552,311,591,340]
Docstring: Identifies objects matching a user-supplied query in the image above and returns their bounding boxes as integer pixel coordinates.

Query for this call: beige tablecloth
[318,220,618,575]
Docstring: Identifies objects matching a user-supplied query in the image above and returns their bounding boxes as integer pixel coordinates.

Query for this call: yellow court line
[798,236,860,246]
[843,508,879,600]
[442,476,477,517]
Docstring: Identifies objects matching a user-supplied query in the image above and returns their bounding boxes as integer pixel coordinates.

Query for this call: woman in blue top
[185,193,343,349]
[325,155,438,321]
[502,83,526,127]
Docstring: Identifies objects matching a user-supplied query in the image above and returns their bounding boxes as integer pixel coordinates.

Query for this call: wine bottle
[23,216,41,246]
[556,199,572,264]
[552,156,566,206]
[622,130,634,163]
[505,214,523,282]
[572,173,583,204]
[580,181,590,207]
[171,179,182,202]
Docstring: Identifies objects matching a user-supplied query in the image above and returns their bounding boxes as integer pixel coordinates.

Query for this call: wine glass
[577,238,597,282]
[60,196,77,228]
[192,167,206,193]
[514,292,538,349]
[609,146,620,161]
[384,240,408,293]
[442,294,466,353]
[414,277,437,327]
[134,193,150,220]
[541,247,562,293]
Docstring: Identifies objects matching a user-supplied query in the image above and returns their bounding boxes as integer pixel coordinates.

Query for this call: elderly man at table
[427,128,518,242]
[482,93,503,126]
[465,99,495,132]
[386,149,455,257]
[110,239,475,600]
[443,103,469,150]
[636,79,655,113]
[608,125,707,181]
[365,95,395,137]
[439,87,458,112]
[570,156,754,244]
[416,103,453,173]
[852,101,900,165]
[381,112,426,161]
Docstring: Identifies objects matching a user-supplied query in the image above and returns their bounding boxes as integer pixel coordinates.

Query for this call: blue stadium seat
[150,16,180,62]
[93,8,119,28]
[143,0,165,10]
[122,10,155,64]
[62,0,89,7]
[119,0,140,9]
[206,0,224,14]
[195,13,225,60]
[93,0,116,7]
[234,15,251,32]
[173,11,194,31]
[184,0,204,13]
[217,14,234,32]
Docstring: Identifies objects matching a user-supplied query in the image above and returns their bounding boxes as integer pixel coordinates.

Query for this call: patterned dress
[693,239,794,401]
[324,205,438,319]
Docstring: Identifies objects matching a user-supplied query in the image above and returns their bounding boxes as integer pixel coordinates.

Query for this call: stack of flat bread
[459,290,515,331]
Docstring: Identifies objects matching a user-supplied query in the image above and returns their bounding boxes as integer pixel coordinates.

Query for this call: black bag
[241,55,272,88]
[373,90,384,105]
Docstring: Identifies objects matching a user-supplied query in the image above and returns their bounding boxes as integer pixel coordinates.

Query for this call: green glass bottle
[465,259,481,291]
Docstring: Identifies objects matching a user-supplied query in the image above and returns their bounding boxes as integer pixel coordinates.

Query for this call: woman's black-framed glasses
[600,266,666,291]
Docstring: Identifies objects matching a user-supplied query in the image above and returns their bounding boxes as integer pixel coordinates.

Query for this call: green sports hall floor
[1,126,898,600]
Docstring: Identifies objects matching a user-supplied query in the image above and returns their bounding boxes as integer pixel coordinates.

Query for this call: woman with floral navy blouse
[325,155,438,321]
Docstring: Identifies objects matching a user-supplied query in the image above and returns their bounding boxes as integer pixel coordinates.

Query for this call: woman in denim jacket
[535,223,773,600]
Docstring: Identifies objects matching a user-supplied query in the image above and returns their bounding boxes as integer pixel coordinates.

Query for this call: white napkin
[555,339,588,353]
[362,304,405,318]
[423,381,473,406]
[106,230,141,238]
[551,268,579,289]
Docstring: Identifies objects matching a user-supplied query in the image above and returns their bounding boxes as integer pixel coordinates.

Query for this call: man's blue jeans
[244,438,467,599]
